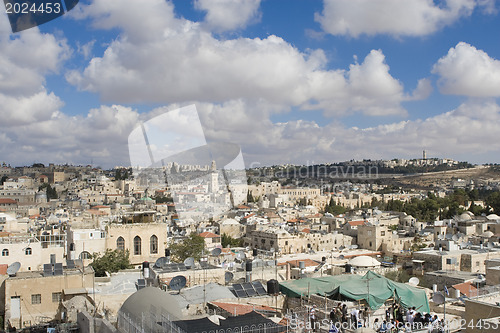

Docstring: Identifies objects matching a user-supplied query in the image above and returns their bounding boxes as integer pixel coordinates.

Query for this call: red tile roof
[286,259,320,268]
[347,220,365,226]
[452,282,477,297]
[211,302,275,316]
[0,199,17,205]
[301,228,310,233]
[199,231,219,238]
[0,264,7,275]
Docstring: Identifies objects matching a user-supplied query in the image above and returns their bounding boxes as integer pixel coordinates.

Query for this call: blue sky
[1,0,500,168]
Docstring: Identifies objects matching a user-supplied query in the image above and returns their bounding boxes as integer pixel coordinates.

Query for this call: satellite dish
[409,277,420,286]
[350,244,359,249]
[237,251,246,260]
[339,246,345,251]
[339,255,345,260]
[184,257,195,269]
[452,235,459,242]
[169,275,187,291]
[438,234,444,240]
[211,248,222,256]
[432,292,445,305]
[224,271,234,283]
[7,262,21,277]
[460,242,468,248]
[270,248,275,253]
[154,257,168,268]
[207,314,226,325]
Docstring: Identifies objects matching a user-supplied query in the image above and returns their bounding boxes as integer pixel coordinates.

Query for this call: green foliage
[114,168,130,180]
[324,197,346,215]
[39,183,58,200]
[221,233,244,248]
[90,249,132,277]
[154,195,173,203]
[486,191,500,215]
[384,270,411,283]
[170,233,205,261]
[247,191,255,203]
[0,176,7,185]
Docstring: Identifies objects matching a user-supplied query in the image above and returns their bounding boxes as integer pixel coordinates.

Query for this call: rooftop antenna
[409,277,420,286]
[169,275,187,294]
[224,271,234,285]
[7,262,21,277]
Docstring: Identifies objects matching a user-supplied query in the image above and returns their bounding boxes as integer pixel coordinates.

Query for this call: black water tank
[252,248,258,256]
[345,264,352,273]
[142,261,150,269]
[322,256,326,262]
[245,260,253,272]
[267,279,279,295]
[165,248,171,257]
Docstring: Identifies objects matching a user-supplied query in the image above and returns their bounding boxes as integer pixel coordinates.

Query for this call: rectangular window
[52,292,62,303]
[446,258,452,265]
[31,294,41,305]
[476,261,480,267]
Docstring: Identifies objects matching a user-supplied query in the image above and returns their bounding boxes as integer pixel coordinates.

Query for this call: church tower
[209,160,219,193]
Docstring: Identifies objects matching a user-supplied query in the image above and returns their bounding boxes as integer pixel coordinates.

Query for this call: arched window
[69,243,75,251]
[134,236,141,255]
[80,251,91,259]
[25,247,32,255]
[2,249,8,256]
[150,235,158,254]
[117,236,125,251]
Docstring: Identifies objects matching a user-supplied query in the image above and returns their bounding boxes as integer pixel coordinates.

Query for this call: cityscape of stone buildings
[1,161,500,332]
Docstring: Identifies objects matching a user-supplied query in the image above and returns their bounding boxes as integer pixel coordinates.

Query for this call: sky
[1,0,500,168]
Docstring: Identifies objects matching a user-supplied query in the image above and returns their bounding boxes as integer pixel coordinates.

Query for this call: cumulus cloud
[432,42,500,97]
[194,0,261,33]
[315,0,493,38]
[0,105,141,167]
[67,0,422,117]
[0,14,70,128]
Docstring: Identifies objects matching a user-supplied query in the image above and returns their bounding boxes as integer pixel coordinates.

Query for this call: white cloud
[0,28,70,95]
[194,0,261,33]
[67,0,421,117]
[0,17,70,127]
[315,0,493,38]
[432,42,500,97]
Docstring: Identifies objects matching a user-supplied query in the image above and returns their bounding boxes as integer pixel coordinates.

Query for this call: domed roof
[119,287,184,322]
[221,218,239,225]
[348,256,381,268]
[487,214,500,220]
[458,213,472,221]
[481,231,494,238]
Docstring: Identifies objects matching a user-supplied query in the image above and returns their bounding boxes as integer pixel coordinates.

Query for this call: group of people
[377,304,446,332]
[316,302,447,333]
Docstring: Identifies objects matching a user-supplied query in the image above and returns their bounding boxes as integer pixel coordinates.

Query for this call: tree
[170,233,205,261]
[90,249,132,277]
[221,233,244,248]
[39,183,58,200]
[486,191,500,214]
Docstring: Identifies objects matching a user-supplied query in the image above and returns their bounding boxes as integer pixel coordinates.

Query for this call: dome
[481,231,494,238]
[119,287,184,322]
[221,218,239,225]
[458,213,472,221]
[348,256,381,268]
[487,214,500,220]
